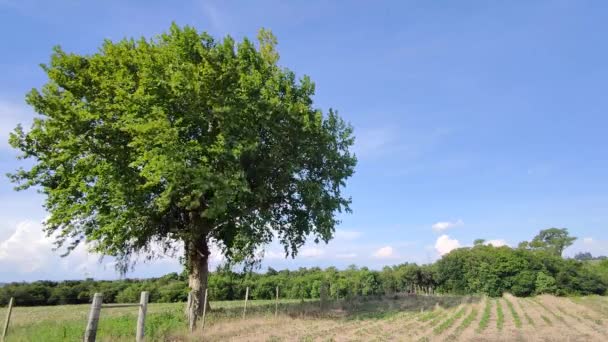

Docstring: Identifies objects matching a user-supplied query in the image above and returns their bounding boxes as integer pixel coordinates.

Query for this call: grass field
[1,294,608,341]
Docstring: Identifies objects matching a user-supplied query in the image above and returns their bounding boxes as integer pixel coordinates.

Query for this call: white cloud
[0,219,185,281]
[583,237,594,244]
[0,220,105,276]
[335,229,362,240]
[264,250,285,260]
[300,247,324,258]
[485,239,508,247]
[432,219,463,232]
[336,252,357,259]
[0,220,58,272]
[373,246,395,259]
[435,235,461,255]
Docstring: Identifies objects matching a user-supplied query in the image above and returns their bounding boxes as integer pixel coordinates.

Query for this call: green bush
[535,272,557,295]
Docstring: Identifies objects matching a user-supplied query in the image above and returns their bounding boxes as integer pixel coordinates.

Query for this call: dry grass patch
[515,298,534,326]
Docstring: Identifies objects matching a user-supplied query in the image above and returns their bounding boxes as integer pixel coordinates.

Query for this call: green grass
[541,315,553,326]
[495,299,504,331]
[476,298,492,333]
[504,297,522,328]
[0,299,306,342]
[434,307,466,335]
[4,308,186,342]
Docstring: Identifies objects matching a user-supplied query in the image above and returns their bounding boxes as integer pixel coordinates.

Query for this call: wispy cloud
[373,246,396,259]
[300,247,324,258]
[264,250,286,259]
[335,229,363,240]
[336,252,357,259]
[354,125,453,165]
[432,219,463,232]
[353,127,396,158]
[198,1,232,35]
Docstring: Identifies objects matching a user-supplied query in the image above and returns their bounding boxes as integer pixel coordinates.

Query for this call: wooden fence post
[135,291,149,342]
[1,297,14,342]
[275,286,279,318]
[84,293,103,342]
[201,288,208,333]
[319,282,328,310]
[243,287,249,319]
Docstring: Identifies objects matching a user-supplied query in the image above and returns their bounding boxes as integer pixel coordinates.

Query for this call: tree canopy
[527,228,576,256]
[9,24,356,326]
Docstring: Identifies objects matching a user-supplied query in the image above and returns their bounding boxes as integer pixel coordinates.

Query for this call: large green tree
[529,228,576,256]
[8,24,356,327]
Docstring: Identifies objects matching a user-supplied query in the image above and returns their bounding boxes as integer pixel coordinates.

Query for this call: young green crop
[419,310,442,322]
[458,307,478,331]
[504,297,522,328]
[434,307,467,334]
[446,307,479,340]
[477,298,492,333]
[429,312,448,327]
[496,299,504,331]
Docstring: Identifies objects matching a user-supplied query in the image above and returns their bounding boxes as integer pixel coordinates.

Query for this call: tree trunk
[186,238,210,332]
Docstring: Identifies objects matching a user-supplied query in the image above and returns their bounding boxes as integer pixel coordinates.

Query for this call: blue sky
[1,0,608,281]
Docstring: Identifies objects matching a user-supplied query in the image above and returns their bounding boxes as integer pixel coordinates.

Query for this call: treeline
[1,251,606,307]
[574,252,607,261]
[436,244,607,297]
[0,264,433,307]
[2,228,607,306]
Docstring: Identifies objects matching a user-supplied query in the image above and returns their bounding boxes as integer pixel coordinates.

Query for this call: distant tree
[574,252,593,261]
[530,228,576,256]
[474,239,486,246]
[8,24,356,327]
[266,267,278,276]
[517,241,530,249]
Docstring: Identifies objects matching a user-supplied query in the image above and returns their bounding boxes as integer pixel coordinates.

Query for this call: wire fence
[0,283,451,341]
